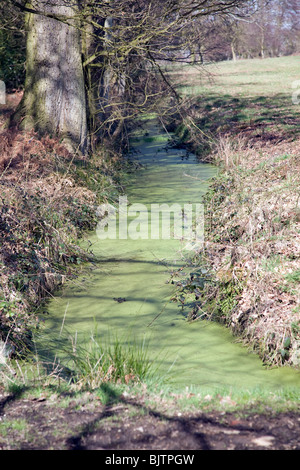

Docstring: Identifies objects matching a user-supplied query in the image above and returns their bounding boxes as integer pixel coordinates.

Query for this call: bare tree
[9,0,257,151]
[209,0,300,60]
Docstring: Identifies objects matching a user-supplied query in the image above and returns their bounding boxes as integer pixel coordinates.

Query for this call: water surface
[39,121,300,392]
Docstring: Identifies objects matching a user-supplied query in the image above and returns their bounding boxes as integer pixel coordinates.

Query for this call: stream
[38,120,300,392]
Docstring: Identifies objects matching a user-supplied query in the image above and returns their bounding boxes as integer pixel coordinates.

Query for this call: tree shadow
[188,92,300,144]
[0,384,28,416]
[65,383,212,450]
[64,383,268,451]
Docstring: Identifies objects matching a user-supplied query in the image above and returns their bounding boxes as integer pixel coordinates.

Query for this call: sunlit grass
[174,56,300,143]
[2,360,300,415]
[178,56,300,97]
[68,332,158,389]
[0,418,28,437]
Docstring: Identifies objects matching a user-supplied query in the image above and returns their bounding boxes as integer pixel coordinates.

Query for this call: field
[176,56,300,143]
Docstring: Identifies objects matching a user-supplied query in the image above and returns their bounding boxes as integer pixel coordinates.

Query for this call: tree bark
[231,41,237,62]
[15,0,88,153]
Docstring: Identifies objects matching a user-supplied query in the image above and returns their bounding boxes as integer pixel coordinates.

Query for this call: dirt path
[1,388,299,451]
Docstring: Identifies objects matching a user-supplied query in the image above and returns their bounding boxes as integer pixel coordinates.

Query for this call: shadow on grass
[183,92,300,144]
[64,383,277,451]
[65,383,214,450]
[0,384,29,416]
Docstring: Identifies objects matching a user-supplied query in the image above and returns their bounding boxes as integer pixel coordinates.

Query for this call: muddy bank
[0,384,300,450]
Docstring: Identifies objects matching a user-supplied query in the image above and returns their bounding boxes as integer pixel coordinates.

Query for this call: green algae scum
[37,120,300,393]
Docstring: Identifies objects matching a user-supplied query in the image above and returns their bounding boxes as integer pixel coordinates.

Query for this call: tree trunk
[15,0,88,153]
[231,41,237,62]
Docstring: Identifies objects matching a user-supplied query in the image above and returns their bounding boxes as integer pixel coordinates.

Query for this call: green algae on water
[37,120,300,392]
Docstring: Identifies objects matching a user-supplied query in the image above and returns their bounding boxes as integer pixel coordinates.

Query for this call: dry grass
[169,57,300,368]
[203,136,300,367]
[0,94,123,356]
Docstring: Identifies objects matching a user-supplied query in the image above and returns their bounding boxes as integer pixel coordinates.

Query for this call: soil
[0,387,299,451]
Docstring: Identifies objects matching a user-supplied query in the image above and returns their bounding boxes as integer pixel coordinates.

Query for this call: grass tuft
[68,332,157,389]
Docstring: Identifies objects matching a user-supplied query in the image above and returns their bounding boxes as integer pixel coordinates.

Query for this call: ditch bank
[1,95,299,380]
[33,118,300,392]
[172,129,300,370]
[0,102,127,360]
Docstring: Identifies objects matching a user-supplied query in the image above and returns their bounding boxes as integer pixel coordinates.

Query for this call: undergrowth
[172,136,300,369]
[56,330,159,390]
[165,59,300,370]
[0,127,126,357]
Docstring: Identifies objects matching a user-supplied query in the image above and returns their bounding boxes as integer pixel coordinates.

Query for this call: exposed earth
[0,386,299,451]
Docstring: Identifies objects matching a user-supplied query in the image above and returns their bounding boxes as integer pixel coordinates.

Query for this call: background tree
[80,0,258,148]
[0,2,26,89]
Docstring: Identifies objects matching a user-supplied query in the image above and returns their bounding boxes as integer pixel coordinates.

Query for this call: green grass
[69,332,157,388]
[174,56,300,142]
[29,326,163,391]
[2,365,300,415]
[180,56,299,96]
[284,270,300,284]
[163,386,300,415]
[0,418,28,437]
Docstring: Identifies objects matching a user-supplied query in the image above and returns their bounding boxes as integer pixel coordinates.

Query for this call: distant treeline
[0,0,299,92]
[187,0,300,63]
